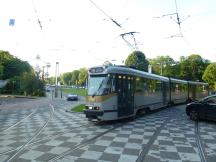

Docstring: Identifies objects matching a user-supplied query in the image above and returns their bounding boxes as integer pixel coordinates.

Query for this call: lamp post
[160,62,163,76]
[55,62,59,98]
[148,64,152,73]
[45,63,50,81]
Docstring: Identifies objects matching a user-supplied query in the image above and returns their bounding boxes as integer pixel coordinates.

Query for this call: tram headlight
[88,106,93,109]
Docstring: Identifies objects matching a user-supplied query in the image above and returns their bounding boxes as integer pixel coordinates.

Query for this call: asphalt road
[0,97,216,162]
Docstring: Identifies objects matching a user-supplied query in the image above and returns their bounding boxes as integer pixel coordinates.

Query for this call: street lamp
[156,62,165,76]
[148,65,152,73]
[55,62,59,98]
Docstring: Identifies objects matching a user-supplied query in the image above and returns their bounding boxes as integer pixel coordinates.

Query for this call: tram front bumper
[84,109,104,118]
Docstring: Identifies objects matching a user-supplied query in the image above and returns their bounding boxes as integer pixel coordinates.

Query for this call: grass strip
[71,104,85,112]
[63,88,87,96]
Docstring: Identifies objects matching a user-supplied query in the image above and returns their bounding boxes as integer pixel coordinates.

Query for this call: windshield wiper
[92,78,106,97]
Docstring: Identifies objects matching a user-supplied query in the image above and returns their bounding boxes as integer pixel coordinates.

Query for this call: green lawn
[71,104,86,112]
[63,88,87,96]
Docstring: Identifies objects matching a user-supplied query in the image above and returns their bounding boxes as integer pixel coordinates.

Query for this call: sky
[0,0,216,76]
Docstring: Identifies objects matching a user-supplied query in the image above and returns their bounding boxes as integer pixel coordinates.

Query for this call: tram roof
[106,66,169,82]
[170,78,188,84]
[89,65,208,86]
[188,81,208,86]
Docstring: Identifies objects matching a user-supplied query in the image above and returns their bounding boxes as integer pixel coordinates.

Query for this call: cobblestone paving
[0,98,216,162]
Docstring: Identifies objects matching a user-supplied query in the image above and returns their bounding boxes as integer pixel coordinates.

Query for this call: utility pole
[160,62,163,76]
[45,63,50,81]
[42,66,45,81]
[55,62,59,98]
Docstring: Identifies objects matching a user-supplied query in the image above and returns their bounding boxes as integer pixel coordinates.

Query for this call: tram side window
[197,85,206,93]
[104,75,112,94]
[110,75,116,93]
[135,77,145,92]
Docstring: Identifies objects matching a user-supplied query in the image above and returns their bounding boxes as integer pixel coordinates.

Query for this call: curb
[0,95,37,99]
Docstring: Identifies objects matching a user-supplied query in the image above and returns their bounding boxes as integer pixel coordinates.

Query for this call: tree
[48,76,56,85]
[180,54,210,81]
[78,68,88,86]
[125,51,149,71]
[61,72,72,85]
[20,72,45,96]
[0,50,45,96]
[0,64,3,79]
[71,70,79,85]
[0,50,32,79]
[202,63,216,89]
[148,56,179,77]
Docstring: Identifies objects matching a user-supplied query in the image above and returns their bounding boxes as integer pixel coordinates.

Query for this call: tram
[84,65,209,121]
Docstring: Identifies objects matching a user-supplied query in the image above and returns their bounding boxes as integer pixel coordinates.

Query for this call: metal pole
[55,62,59,98]
[61,86,62,98]
[160,62,163,76]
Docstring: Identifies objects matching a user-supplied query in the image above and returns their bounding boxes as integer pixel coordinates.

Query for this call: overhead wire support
[32,0,43,30]
[120,32,139,51]
[153,0,193,50]
[88,0,140,51]
[154,0,191,39]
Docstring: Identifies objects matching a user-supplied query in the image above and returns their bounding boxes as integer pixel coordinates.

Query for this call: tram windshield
[88,75,110,96]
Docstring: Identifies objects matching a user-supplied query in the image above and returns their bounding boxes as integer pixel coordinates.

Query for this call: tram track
[136,116,171,162]
[48,108,175,162]
[195,121,207,162]
[0,109,98,156]
[0,106,48,155]
[1,108,38,132]
[47,123,121,162]
[1,104,198,162]
[135,107,182,162]
[4,104,55,162]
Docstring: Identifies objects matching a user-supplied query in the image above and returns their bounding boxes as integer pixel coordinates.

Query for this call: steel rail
[195,121,207,162]
[48,124,120,162]
[136,117,170,162]
[6,104,55,162]
[2,108,38,132]
[0,111,95,155]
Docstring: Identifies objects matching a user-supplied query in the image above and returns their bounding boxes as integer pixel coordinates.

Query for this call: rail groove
[195,121,207,162]
[2,108,38,132]
[5,104,54,162]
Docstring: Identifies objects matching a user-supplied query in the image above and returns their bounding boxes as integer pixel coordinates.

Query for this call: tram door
[117,75,134,117]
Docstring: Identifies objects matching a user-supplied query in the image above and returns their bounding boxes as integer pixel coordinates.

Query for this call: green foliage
[0,64,3,79]
[149,56,179,77]
[202,63,216,89]
[0,50,45,96]
[61,72,72,85]
[48,76,56,85]
[71,70,79,85]
[125,51,149,71]
[78,68,88,86]
[71,104,85,112]
[58,68,88,87]
[63,88,87,96]
[20,72,45,96]
[0,51,32,79]
[180,54,209,81]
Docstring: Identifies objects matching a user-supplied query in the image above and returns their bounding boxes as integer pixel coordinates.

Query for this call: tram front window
[88,75,110,96]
